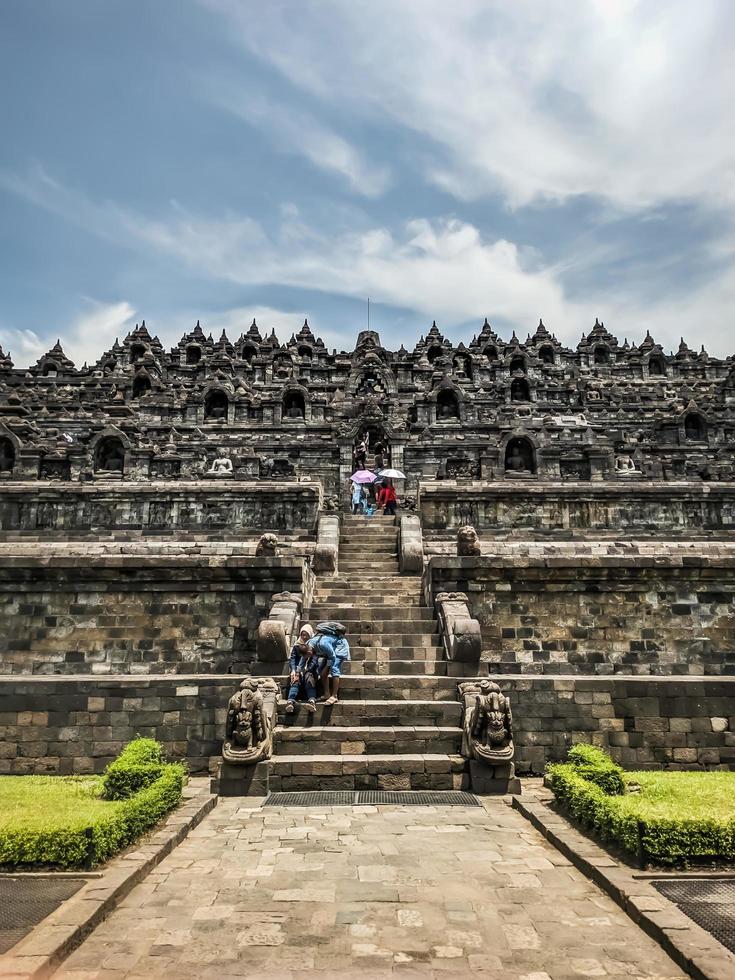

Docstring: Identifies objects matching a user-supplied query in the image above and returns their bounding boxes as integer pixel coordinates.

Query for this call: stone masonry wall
[0,557,313,675]
[425,555,735,675]
[0,675,731,776]
[0,481,321,534]
[418,481,735,534]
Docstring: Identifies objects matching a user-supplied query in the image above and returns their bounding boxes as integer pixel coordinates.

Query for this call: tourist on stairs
[353,440,367,469]
[350,480,364,515]
[285,624,317,713]
[309,622,351,705]
[378,481,397,516]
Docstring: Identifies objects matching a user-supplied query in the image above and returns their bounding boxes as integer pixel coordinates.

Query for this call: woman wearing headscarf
[285,624,318,713]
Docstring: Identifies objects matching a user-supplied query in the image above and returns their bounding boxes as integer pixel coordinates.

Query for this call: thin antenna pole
[368,297,370,330]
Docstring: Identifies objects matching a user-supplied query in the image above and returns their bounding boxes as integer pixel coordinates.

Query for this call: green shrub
[566,743,626,796]
[0,740,187,870]
[102,737,165,800]
[0,764,186,870]
[567,743,615,768]
[546,762,735,866]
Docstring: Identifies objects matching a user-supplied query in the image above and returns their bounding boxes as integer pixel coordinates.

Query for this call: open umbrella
[350,469,377,483]
[377,468,406,480]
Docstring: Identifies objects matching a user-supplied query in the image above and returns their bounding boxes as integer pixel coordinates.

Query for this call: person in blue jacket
[308,623,351,705]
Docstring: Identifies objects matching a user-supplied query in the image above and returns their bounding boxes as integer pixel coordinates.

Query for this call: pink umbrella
[350,469,377,483]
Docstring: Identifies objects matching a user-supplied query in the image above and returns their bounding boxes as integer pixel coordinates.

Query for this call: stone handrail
[313,514,340,574]
[255,591,303,664]
[434,591,482,672]
[398,513,424,573]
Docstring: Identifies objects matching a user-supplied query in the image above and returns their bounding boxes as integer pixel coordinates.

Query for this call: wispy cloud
[204,0,735,211]
[213,90,391,197]
[0,327,46,364]
[8,302,138,368]
[0,300,137,368]
[3,164,735,359]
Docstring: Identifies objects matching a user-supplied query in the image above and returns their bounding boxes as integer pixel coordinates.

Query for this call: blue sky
[1,0,733,366]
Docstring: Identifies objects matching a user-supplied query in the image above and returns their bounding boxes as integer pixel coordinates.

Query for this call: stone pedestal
[215,760,270,797]
[469,759,521,795]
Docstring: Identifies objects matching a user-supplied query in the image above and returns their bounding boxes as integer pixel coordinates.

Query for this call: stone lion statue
[255,533,279,557]
[457,525,481,557]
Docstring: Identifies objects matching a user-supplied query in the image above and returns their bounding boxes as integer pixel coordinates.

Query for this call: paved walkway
[58,799,684,979]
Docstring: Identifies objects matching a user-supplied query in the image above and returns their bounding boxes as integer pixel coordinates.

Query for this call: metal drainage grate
[265,791,355,807]
[652,879,735,954]
[0,877,86,954]
[264,790,480,807]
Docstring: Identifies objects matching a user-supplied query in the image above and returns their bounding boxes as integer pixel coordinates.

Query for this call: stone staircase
[268,514,467,792]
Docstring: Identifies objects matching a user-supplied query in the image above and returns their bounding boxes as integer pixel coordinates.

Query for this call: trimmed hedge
[0,740,186,869]
[547,745,735,866]
[566,743,626,796]
[102,736,166,800]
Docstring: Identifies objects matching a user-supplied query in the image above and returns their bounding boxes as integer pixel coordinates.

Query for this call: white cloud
[214,92,391,197]
[204,0,735,210]
[3,165,734,358]
[65,301,138,366]
[0,327,46,364]
[0,301,137,369]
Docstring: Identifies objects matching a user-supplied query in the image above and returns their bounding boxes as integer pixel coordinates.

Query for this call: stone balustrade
[398,513,424,573]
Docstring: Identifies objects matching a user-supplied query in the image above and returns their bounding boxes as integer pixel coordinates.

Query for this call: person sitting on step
[308,622,351,705]
[285,624,317,714]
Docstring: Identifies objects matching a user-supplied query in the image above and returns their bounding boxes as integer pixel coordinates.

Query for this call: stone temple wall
[0,481,321,535]
[0,556,313,675]
[1,675,731,776]
[0,318,734,502]
[418,481,735,536]
[424,552,735,675]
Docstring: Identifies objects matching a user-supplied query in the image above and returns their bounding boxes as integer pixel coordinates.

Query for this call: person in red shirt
[378,481,397,516]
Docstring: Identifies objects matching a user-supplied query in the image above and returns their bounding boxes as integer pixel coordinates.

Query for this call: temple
[0,316,732,490]
[0,314,734,791]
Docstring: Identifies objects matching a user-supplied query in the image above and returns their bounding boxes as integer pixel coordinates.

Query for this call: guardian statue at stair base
[222,677,278,766]
[458,680,521,794]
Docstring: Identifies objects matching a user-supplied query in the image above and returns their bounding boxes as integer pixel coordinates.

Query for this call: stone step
[275,675,458,699]
[339,547,398,557]
[276,725,462,755]
[337,675,457,698]
[339,633,442,648]
[348,646,443,661]
[313,592,421,605]
[315,578,418,591]
[338,558,399,568]
[315,582,419,594]
[307,606,434,621]
[350,660,447,676]
[307,619,437,635]
[340,533,397,543]
[268,753,467,792]
[340,531,396,539]
[277,699,461,726]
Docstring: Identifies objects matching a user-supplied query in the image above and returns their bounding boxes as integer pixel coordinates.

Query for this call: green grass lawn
[0,775,123,832]
[619,770,735,822]
[547,753,735,865]
[0,740,186,869]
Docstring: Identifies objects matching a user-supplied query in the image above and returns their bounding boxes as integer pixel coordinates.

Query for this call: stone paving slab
[514,784,735,980]
[54,797,686,979]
